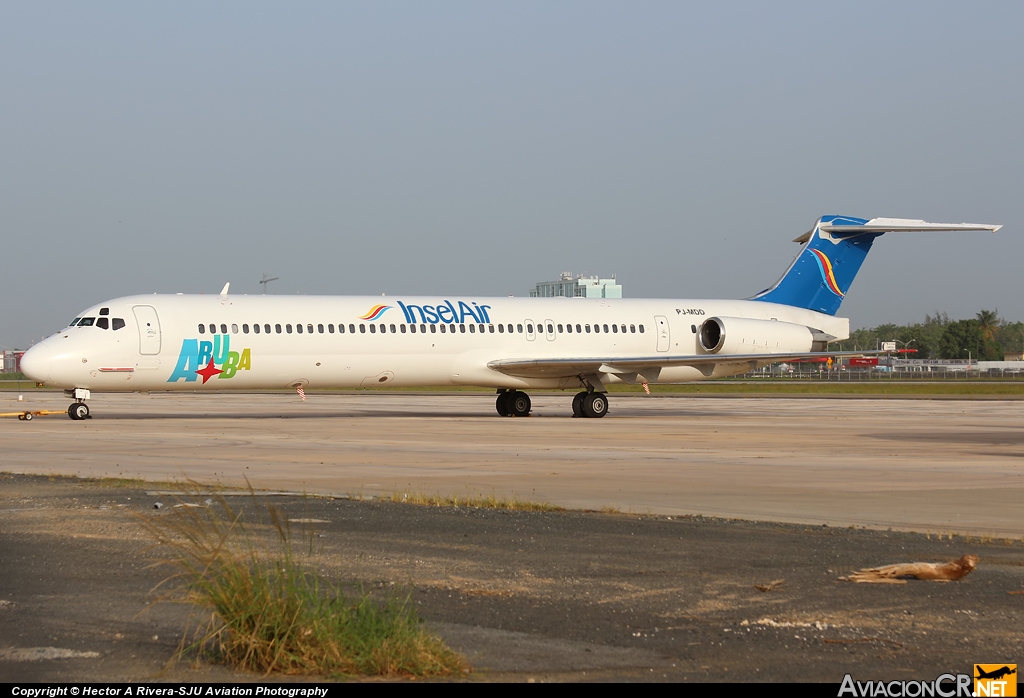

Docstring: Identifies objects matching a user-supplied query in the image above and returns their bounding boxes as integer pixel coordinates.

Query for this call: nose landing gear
[68,402,90,420]
[65,388,92,420]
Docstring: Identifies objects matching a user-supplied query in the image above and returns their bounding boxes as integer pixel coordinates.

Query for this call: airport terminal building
[531,273,622,299]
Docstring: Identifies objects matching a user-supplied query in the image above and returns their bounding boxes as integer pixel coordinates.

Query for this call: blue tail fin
[750,215,881,315]
[751,215,1002,315]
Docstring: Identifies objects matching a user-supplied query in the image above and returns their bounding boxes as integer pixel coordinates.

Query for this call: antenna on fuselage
[260,273,279,294]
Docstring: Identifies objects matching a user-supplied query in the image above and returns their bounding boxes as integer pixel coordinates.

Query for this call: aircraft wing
[488,350,880,379]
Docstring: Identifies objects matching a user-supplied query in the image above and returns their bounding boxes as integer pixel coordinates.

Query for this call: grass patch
[139,489,466,678]
[604,381,1024,396]
[385,490,564,512]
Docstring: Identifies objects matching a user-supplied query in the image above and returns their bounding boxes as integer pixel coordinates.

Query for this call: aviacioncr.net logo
[839,673,973,697]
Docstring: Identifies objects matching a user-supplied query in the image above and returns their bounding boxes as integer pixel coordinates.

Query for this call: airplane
[19,215,1001,421]
[975,666,1016,681]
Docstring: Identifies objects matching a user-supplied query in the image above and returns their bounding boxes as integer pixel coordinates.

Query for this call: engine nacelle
[698,316,828,355]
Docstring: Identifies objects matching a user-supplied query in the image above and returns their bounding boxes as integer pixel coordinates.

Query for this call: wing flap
[488,351,878,379]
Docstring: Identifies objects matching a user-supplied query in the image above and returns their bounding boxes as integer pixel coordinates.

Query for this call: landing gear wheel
[68,403,89,421]
[509,391,531,417]
[572,391,586,417]
[23,413,33,421]
[496,391,512,417]
[582,392,608,418]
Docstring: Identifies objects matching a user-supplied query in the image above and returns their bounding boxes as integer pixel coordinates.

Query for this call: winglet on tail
[751,216,1001,316]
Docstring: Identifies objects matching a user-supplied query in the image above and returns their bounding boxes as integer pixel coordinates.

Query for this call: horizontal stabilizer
[793,218,1001,243]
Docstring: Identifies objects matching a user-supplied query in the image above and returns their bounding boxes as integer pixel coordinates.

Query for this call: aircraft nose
[20,342,53,382]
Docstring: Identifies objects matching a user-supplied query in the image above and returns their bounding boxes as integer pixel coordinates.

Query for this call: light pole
[893,339,916,377]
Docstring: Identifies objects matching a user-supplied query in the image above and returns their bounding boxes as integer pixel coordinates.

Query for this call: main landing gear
[496,389,531,417]
[571,391,608,419]
[66,388,91,420]
[496,389,609,418]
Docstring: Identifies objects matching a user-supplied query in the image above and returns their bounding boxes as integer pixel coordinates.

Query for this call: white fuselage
[22,294,849,392]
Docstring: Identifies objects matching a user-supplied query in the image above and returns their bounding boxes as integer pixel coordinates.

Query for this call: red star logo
[195,359,223,384]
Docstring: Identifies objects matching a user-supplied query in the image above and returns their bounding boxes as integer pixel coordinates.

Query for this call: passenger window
[286,324,293,333]
[488,324,494,333]
[327,324,333,333]
[220,324,227,334]
[621,325,626,333]
[527,324,534,334]
[408,324,414,333]
[336,324,343,333]
[79,317,95,326]
[96,317,109,330]
[594,324,600,333]
[209,324,216,334]
[276,324,282,333]
[630,324,636,333]
[459,324,466,333]
[498,324,505,333]
[691,324,697,333]
[603,324,609,333]
[296,324,303,334]
[547,324,554,333]
[429,324,436,333]
[612,324,618,333]
[264,324,271,333]
[308,324,314,334]
[576,324,581,333]
[99,308,109,316]
[400,324,407,333]
[390,324,396,333]
[440,324,446,333]
[420,324,427,333]
[242,324,249,334]
[469,324,476,333]
[232,324,239,334]
[478,324,485,333]
[318,324,324,334]
[517,324,523,333]
[112,318,125,331]
[198,324,205,334]
[254,324,261,334]
[370,324,377,333]
[359,324,365,333]
[639,324,645,333]
[585,324,591,333]
[380,324,387,333]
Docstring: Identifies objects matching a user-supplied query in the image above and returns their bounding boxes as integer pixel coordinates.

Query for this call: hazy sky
[2,2,1021,348]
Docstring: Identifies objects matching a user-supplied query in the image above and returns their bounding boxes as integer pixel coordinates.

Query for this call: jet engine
[698,316,831,355]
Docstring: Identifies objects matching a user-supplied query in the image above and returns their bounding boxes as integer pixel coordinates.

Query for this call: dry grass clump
[385,490,563,512]
[140,491,466,677]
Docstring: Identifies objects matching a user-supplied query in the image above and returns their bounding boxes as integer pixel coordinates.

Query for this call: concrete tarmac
[2,391,1023,535]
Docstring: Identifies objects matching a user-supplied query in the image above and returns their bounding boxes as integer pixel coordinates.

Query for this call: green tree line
[831,310,1022,360]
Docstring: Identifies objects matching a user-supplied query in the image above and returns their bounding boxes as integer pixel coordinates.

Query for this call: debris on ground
[840,555,978,584]
[741,618,831,629]
[754,579,784,592]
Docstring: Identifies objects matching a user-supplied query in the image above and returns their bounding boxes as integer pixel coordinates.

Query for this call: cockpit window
[69,318,81,327]
[78,317,96,326]
[99,307,110,316]
[112,318,125,331]
[96,317,109,330]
